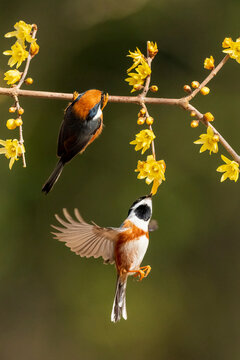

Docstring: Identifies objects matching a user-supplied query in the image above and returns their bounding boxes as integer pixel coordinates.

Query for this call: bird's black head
[128,194,152,221]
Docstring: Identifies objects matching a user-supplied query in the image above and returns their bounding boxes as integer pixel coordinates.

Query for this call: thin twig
[184,102,240,164]
[17,24,37,89]
[185,55,230,101]
[139,41,156,160]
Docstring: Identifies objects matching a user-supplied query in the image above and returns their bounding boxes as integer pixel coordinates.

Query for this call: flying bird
[52,194,157,322]
[42,89,108,194]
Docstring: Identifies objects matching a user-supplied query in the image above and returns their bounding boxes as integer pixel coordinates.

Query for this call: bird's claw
[133,265,151,281]
[73,91,79,101]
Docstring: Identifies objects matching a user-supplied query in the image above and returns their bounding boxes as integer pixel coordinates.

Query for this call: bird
[51,194,157,322]
[42,89,108,194]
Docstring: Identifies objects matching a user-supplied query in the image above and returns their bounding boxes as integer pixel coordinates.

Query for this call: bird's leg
[139,265,151,278]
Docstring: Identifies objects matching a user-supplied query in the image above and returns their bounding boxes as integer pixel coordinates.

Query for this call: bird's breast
[115,221,149,272]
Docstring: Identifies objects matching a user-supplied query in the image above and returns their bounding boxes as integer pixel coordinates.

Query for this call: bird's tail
[111,275,127,323]
[42,160,64,194]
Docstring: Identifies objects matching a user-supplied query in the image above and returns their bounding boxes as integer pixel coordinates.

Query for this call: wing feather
[52,209,120,264]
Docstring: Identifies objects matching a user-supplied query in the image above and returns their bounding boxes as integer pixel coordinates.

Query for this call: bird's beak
[101,93,109,110]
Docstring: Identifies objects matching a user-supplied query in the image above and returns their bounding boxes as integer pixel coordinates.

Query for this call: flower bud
[30,41,40,57]
[147,42,158,58]
[9,106,16,113]
[200,86,210,95]
[25,77,33,85]
[191,81,200,89]
[133,84,142,91]
[203,112,214,122]
[140,108,146,116]
[190,111,196,117]
[6,119,17,130]
[150,85,158,92]
[137,117,145,125]
[190,120,199,128]
[15,118,23,127]
[204,56,215,70]
[146,116,154,125]
[183,85,192,93]
[18,107,24,115]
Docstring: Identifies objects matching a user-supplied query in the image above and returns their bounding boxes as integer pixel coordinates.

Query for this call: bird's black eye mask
[134,204,151,221]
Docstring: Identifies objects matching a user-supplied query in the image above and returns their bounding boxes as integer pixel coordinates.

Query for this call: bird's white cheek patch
[92,106,102,121]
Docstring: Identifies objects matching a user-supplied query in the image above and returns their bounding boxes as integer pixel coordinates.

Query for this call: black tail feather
[42,160,64,194]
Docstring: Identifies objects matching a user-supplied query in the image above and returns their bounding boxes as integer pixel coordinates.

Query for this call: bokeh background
[0,0,239,359]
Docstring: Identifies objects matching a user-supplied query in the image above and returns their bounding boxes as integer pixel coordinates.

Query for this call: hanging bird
[42,89,108,194]
[52,194,157,322]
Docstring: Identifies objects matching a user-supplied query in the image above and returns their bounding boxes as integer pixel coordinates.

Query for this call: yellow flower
[3,41,28,68]
[5,20,34,45]
[222,37,233,48]
[0,139,25,169]
[216,155,239,182]
[135,155,166,195]
[194,126,219,154]
[127,47,145,72]
[125,72,144,93]
[147,41,158,58]
[130,129,155,154]
[4,69,22,85]
[204,56,215,70]
[222,37,240,63]
[136,61,151,79]
[125,59,151,92]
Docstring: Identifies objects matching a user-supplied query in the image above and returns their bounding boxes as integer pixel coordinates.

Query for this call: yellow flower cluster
[3,21,39,82]
[0,139,25,169]
[130,129,155,154]
[125,47,152,92]
[222,37,240,63]
[135,155,166,195]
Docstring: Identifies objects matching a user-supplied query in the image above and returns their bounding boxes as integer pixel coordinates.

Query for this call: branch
[185,55,230,101]
[0,52,239,166]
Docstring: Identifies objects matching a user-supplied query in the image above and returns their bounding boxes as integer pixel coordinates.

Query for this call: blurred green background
[0,0,239,359]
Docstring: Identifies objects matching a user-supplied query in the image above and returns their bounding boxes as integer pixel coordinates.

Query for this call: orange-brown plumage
[72,89,102,120]
[115,220,149,277]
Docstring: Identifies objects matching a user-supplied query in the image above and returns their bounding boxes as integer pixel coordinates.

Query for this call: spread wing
[52,208,119,264]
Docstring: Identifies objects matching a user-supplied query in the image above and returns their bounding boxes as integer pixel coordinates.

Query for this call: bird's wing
[52,208,119,264]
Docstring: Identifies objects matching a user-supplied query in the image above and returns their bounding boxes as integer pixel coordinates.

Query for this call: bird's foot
[73,91,79,101]
[140,265,151,278]
[129,265,151,281]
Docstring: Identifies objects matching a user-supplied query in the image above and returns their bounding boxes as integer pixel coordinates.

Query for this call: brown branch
[0,49,239,167]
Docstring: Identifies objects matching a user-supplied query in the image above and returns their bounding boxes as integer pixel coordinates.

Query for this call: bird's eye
[101,93,109,110]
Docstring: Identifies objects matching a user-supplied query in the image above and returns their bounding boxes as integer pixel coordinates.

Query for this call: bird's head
[72,89,108,121]
[127,194,152,230]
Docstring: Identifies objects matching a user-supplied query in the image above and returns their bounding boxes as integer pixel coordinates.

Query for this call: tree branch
[0,52,239,166]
